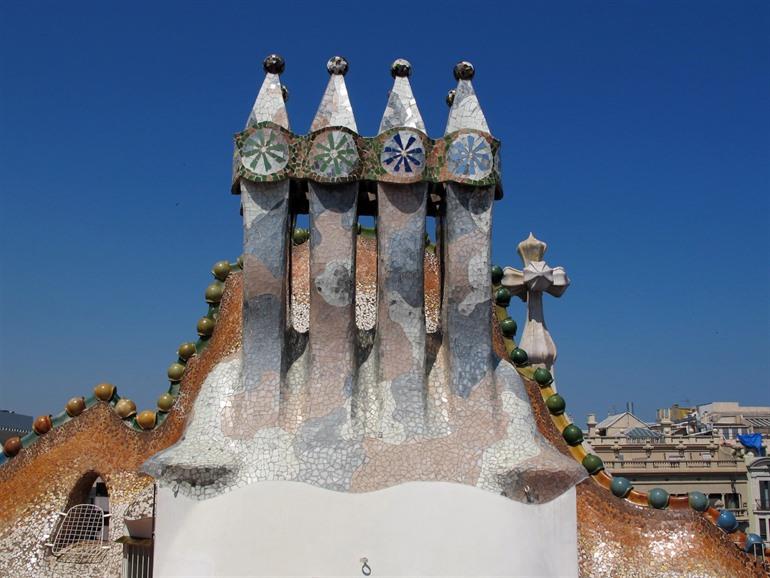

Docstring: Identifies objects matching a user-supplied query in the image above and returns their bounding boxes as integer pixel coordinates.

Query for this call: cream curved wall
[154,481,577,577]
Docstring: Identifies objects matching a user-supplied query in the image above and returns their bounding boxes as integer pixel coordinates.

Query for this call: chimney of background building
[587,413,597,437]
[660,409,673,442]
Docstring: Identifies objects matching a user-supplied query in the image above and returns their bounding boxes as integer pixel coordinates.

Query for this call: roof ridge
[491,261,768,561]
[1,257,242,465]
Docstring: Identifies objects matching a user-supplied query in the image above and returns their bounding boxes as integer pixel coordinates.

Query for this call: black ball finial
[281,84,289,102]
[327,56,349,76]
[446,89,456,107]
[263,54,285,75]
[453,60,475,81]
[390,58,412,78]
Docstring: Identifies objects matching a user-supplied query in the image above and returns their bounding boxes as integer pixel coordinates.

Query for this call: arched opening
[47,471,111,560]
[63,471,110,529]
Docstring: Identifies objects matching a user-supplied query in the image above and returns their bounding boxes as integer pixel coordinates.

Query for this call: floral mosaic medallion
[447,133,493,180]
[310,130,359,178]
[241,128,290,176]
[380,130,425,176]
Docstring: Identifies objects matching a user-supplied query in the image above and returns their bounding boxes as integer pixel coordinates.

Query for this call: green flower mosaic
[310,130,358,178]
[241,128,289,176]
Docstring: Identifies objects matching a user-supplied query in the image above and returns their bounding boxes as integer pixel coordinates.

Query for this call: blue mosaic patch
[380,130,425,176]
[447,133,492,180]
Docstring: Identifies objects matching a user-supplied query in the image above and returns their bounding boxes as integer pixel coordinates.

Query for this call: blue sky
[1,1,768,424]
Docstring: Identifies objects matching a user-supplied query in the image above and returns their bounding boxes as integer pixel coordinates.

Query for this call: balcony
[604,459,744,473]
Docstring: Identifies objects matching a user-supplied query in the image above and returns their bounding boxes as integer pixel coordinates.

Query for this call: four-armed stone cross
[502,233,569,371]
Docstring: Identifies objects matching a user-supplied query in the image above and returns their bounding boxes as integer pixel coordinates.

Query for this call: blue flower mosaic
[380,130,425,176]
[311,130,359,178]
[241,128,289,176]
[447,134,493,180]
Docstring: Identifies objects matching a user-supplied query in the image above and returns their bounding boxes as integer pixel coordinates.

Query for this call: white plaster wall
[154,481,578,577]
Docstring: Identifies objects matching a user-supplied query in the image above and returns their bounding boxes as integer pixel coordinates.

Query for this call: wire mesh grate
[50,504,106,556]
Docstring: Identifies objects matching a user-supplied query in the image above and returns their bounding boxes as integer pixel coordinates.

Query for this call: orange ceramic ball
[65,397,86,417]
[33,415,52,435]
[157,393,176,413]
[136,410,156,430]
[3,436,22,457]
[94,382,116,402]
[114,399,137,419]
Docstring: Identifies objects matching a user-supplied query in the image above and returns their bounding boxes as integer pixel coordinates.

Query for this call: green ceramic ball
[582,454,604,475]
[167,363,186,382]
[178,342,197,361]
[545,394,566,415]
[562,424,584,446]
[293,228,309,245]
[688,491,709,512]
[610,476,633,498]
[205,282,225,304]
[499,318,517,338]
[212,260,231,281]
[648,488,669,509]
[494,287,511,307]
[510,348,529,366]
[197,317,215,338]
[533,367,553,386]
[491,265,503,285]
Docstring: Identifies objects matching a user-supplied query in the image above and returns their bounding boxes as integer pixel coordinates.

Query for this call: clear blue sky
[1,1,768,425]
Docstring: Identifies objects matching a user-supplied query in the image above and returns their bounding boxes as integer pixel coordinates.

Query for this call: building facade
[0,411,31,444]
[586,401,770,536]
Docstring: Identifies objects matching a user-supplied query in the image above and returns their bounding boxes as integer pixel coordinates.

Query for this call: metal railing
[604,459,743,471]
[589,437,717,447]
[121,540,153,578]
[724,508,748,518]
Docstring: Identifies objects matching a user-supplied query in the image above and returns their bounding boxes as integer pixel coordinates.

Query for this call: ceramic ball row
[491,264,602,476]
[1,385,171,460]
[491,265,522,360]
[491,264,766,556]
[2,259,238,459]
[113,257,237,429]
[168,260,235,396]
[93,382,177,426]
[104,257,237,431]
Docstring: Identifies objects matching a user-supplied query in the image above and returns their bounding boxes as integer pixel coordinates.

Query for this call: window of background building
[760,518,767,541]
[724,493,740,510]
[760,481,770,511]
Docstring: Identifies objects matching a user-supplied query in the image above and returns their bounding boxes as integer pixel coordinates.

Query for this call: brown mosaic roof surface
[0,239,764,577]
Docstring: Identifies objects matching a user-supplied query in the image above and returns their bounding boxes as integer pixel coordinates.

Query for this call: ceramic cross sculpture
[502,233,570,370]
[143,55,584,505]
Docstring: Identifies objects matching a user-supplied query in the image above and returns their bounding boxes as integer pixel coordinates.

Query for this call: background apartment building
[586,401,770,540]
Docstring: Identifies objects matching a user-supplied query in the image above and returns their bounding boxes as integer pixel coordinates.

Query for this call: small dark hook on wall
[360,556,372,575]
